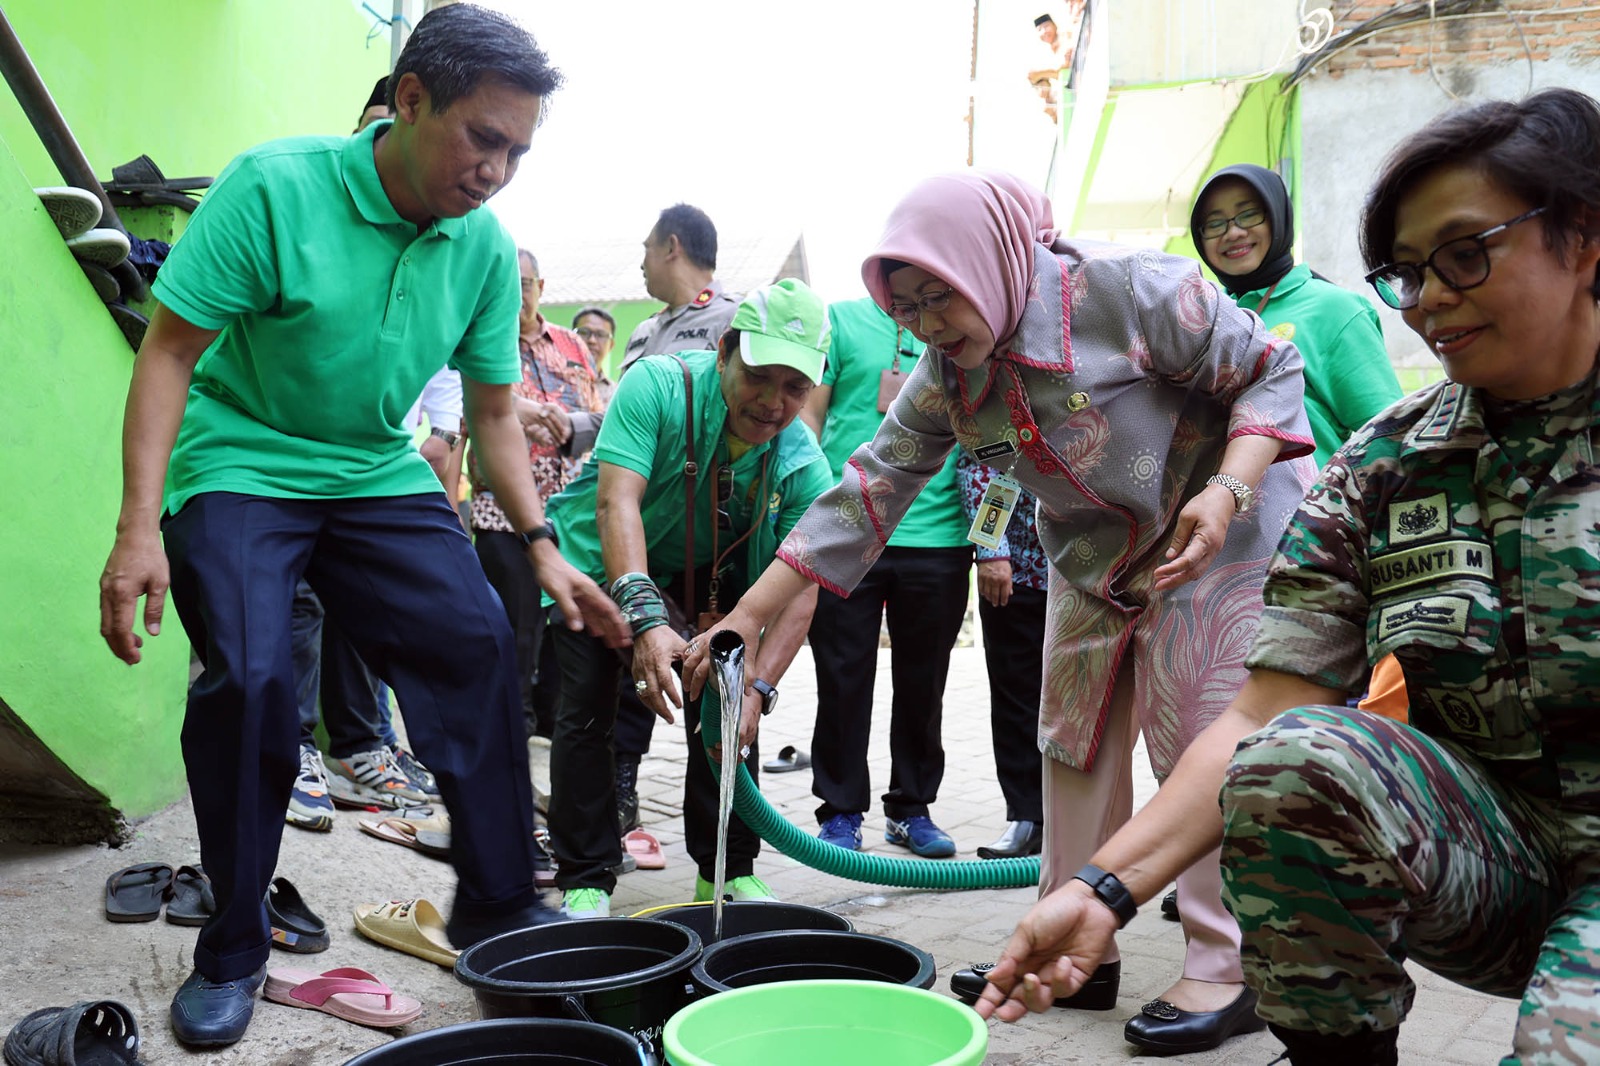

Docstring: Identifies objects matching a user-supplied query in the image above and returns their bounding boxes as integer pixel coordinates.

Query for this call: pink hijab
[862,170,1058,350]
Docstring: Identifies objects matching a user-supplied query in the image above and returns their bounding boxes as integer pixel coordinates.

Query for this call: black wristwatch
[429,425,462,448]
[517,521,557,550]
[750,678,779,716]
[1073,863,1137,928]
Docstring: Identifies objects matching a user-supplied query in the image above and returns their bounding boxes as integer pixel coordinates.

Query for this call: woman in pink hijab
[687,170,1314,1055]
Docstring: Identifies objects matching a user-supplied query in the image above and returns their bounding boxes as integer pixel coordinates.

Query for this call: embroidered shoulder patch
[1377,594,1470,641]
[1387,492,1450,546]
[1369,539,1493,597]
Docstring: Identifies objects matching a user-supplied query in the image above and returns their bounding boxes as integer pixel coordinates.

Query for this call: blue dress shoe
[1123,986,1266,1055]
[885,815,956,858]
[169,965,265,1047]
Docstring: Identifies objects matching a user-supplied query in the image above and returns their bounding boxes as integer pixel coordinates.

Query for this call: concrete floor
[0,645,1518,1064]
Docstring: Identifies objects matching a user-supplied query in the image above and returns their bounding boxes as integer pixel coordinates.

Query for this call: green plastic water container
[663,979,987,1066]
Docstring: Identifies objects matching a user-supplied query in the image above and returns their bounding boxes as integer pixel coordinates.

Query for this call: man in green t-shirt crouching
[544,279,835,919]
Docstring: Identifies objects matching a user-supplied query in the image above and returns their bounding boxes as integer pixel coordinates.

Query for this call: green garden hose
[698,633,1040,890]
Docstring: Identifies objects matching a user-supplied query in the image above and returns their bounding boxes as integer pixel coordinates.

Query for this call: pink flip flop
[263,966,422,1028]
[623,828,667,870]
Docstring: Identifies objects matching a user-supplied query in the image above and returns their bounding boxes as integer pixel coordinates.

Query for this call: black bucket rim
[644,900,854,939]
[341,1016,654,1065]
[689,928,938,995]
[455,916,702,996]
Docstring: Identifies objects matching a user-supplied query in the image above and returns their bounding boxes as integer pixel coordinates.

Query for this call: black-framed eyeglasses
[1365,207,1546,311]
[715,465,734,531]
[887,288,955,325]
[1198,206,1267,239]
[574,326,612,342]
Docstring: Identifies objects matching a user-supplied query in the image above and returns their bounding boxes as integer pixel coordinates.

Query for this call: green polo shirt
[1233,264,1402,468]
[819,299,969,548]
[152,119,522,515]
[546,349,833,592]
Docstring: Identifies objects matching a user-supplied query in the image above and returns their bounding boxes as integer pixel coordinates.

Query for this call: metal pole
[0,6,146,302]
[390,0,406,70]
[0,8,125,234]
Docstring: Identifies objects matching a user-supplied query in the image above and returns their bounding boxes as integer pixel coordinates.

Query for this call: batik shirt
[471,316,607,531]
[779,241,1315,772]
[1249,372,1600,811]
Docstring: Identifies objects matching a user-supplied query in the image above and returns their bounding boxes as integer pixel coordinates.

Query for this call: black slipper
[103,863,173,923]
[164,865,213,927]
[2,1000,140,1065]
[762,744,811,773]
[266,876,329,954]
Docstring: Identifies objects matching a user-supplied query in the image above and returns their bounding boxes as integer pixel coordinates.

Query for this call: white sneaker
[560,888,611,919]
[324,748,431,809]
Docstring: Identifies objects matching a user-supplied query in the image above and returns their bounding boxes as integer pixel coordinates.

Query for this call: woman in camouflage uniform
[971,88,1600,1066]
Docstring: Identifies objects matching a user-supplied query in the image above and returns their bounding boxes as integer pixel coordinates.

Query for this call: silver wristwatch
[1206,473,1254,514]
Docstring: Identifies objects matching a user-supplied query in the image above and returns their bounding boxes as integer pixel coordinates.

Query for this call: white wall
[1298,61,1600,367]
[1109,0,1303,85]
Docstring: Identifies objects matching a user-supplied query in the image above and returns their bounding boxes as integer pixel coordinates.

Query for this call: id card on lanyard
[877,327,918,413]
[968,471,1023,549]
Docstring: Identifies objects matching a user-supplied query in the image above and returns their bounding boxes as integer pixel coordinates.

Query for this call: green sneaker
[693,875,778,903]
[560,887,611,919]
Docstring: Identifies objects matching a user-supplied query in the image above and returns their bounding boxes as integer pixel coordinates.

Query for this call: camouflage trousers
[1220,707,1600,1065]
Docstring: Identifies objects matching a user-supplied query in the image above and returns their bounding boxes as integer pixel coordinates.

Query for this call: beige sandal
[352,898,458,968]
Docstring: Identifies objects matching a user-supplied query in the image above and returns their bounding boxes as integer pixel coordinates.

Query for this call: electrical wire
[1286,1,1563,92]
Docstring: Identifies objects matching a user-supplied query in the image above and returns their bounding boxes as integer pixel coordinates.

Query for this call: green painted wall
[0,1,386,822]
[0,139,193,819]
[1161,76,1296,269]
[0,1,388,187]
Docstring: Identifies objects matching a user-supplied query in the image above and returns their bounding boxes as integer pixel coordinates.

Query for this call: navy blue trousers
[162,491,537,981]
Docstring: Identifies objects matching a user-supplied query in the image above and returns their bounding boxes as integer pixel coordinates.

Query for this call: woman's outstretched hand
[1153,483,1237,591]
[975,883,1121,1021]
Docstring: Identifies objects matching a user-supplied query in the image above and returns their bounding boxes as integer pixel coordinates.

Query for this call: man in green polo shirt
[800,297,973,857]
[96,4,625,1048]
[544,279,835,919]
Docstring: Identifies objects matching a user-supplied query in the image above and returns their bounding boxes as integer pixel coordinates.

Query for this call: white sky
[477,2,992,302]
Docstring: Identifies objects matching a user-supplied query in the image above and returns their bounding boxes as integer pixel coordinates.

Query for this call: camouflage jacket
[1249,372,1600,802]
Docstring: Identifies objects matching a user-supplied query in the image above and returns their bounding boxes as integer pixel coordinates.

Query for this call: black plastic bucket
[455,918,700,1059]
[341,1018,656,1065]
[644,901,853,944]
[690,929,937,996]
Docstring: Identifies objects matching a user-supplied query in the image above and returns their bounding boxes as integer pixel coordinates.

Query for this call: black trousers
[978,586,1047,823]
[548,623,761,891]
[474,529,553,737]
[163,492,537,982]
[290,581,393,756]
[808,545,971,823]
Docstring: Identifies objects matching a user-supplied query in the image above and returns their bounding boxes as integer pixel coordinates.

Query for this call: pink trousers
[1038,667,1243,983]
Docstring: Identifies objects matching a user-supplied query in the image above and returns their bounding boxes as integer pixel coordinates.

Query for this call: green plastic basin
[663,979,987,1066]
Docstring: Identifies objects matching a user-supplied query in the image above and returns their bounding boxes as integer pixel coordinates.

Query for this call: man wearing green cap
[544,278,835,917]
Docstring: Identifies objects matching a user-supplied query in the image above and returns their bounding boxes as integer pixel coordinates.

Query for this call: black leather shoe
[1123,986,1266,1055]
[976,820,1043,859]
[1160,889,1180,921]
[169,965,265,1047]
[950,960,1119,1010]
